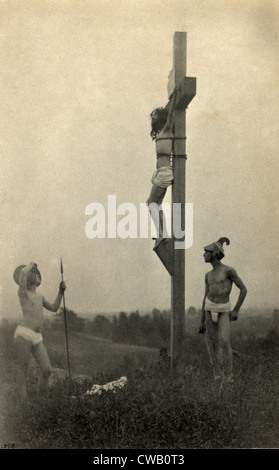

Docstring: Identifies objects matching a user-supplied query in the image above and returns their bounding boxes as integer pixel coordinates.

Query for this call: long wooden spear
[60,258,71,381]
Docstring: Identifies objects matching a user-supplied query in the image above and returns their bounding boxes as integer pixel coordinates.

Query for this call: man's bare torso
[19,291,44,332]
[206,264,233,304]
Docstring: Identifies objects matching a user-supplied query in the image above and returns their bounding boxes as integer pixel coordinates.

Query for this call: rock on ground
[28,362,93,395]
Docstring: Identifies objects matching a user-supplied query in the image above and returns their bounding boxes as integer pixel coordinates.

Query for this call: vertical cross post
[154,32,196,369]
[171,32,187,371]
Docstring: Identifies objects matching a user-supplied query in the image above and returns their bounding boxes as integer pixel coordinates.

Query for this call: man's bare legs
[205,311,233,381]
[218,312,233,380]
[147,184,168,243]
[14,336,31,404]
[14,337,52,403]
[32,342,52,393]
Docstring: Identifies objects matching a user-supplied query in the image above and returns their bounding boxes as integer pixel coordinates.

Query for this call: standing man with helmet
[13,262,66,404]
[199,237,247,382]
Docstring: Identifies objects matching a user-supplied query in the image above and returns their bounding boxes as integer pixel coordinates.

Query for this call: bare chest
[207,270,232,290]
[20,292,43,315]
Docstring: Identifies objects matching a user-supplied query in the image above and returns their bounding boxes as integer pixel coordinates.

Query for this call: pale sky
[1,0,279,319]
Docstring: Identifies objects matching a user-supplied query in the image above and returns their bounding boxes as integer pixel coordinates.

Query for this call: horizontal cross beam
[165,76,196,111]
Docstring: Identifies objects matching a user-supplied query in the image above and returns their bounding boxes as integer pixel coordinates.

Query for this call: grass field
[0,314,279,449]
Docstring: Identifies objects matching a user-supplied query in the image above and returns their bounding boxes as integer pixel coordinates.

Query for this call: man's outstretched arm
[43,282,66,312]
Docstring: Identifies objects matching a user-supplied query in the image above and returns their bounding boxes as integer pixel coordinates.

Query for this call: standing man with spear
[13,261,67,404]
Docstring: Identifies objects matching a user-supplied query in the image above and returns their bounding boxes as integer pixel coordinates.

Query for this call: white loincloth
[14,325,43,346]
[205,298,231,324]
[151,166,173,189]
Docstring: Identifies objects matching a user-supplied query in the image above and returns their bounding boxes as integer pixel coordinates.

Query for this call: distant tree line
[52,306,199,348]
[89,309,171,348]
[52,308,86,333]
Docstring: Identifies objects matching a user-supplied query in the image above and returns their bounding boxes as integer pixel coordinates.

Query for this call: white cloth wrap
[205,298,231,313]
[205,298,231,324]
[14,325,43,346]
[151,167,173,189]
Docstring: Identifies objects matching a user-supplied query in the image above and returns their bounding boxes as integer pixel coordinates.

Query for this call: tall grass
[0,315,279,449]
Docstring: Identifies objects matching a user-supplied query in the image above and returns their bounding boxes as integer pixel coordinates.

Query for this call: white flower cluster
[85,376,128,396]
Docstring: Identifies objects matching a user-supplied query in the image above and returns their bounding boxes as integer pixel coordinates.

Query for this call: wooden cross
[154,32,196,370]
